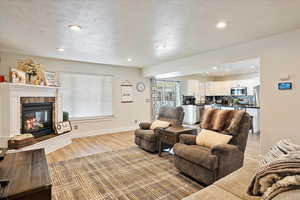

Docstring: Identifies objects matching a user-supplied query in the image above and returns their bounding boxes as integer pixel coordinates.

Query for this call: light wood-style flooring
[47,131,260,164]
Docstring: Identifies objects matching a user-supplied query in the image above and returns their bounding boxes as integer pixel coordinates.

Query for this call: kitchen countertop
[204,104,260,109]
[182,104,260,109]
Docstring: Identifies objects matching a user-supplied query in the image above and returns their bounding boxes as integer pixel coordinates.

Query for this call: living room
[0,1,299,200]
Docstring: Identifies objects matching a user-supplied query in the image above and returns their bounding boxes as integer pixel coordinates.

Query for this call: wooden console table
[0,149,52,200]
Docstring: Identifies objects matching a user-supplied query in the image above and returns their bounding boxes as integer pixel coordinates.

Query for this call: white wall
[212,72,259,81]
[143,29,300,153]
[0,51,151,137]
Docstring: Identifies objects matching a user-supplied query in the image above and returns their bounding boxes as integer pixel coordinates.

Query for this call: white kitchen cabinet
[204,77,259,96]
[205,81,214,96]
[205,81,231,96]
[199,82,206,96]
[221,81,231,95]
[181,80,199,96]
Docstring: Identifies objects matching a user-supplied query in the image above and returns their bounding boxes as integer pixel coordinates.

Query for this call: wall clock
[136,81,146,92]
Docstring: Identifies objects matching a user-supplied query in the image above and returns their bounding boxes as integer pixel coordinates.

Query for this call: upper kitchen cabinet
[181,80,200,96]
[199,82,206,96]
[205,81,230,96]
[204,77,260,96]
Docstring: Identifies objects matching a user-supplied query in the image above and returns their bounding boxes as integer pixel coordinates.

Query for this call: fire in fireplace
[22,102,54,137]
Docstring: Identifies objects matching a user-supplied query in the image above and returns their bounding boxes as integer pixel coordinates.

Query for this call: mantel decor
[44,71,59,86]
[121,80,133,103]
[55,121,72,135]
[16,59,45,85]
[9,68,26,84]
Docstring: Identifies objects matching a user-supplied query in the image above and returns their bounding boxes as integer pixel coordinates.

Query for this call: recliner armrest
[139,122,152,130]
[211,144,241,156]
[210,143,244,179]
[179,134,197,145]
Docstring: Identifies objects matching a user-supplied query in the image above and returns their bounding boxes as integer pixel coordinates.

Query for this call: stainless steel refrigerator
[253,85,260,106]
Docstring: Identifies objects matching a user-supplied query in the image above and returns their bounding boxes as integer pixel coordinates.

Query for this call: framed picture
[45,71,59,86]
[121,84,133,103]
[55,121,72,134]
[9,68,26,84]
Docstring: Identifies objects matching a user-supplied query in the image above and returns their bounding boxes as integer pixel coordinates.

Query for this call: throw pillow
[139,122,152,130]
[196,129,232,148]
[150,120,170,130]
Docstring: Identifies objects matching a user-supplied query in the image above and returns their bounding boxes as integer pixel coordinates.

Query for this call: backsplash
[205,95,256,105]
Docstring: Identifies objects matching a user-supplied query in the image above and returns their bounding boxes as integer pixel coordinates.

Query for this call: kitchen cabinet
[199,82,206,96]
[204,77,259,96]
[205,81,230,96]
[182,105,203,124]
[182,80,206,103]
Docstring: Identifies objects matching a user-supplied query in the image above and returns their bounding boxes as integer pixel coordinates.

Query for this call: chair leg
[250,116,254,134]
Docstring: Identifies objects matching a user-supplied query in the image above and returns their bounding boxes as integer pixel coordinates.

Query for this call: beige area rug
[49,147,203,200]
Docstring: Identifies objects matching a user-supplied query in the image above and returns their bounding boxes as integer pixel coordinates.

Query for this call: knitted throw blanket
[247,140,300,200]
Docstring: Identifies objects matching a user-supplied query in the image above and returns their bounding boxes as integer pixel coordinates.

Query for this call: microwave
[231,87,247,96]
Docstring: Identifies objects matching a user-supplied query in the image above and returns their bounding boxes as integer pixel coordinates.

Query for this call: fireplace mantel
[0,83,63,147]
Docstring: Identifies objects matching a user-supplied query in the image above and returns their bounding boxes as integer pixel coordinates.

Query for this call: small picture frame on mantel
[44,71,59,86]
[55,121,72,135]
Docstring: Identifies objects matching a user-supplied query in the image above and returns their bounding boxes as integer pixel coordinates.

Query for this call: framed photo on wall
[45,71,59,86]
[121,81,133,103]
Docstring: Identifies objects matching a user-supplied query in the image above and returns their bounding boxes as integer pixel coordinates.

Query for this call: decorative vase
[26,74,36,84]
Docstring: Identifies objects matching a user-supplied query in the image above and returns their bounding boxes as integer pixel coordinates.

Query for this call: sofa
[183,160,300,200]
[174,109,251,185]
[134,106,184,152]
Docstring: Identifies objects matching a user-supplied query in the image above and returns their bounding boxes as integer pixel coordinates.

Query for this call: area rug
[49,147,203,200]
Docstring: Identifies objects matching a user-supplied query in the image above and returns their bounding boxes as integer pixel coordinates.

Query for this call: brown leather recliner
[173,109,251,185]
[135,106,184,153]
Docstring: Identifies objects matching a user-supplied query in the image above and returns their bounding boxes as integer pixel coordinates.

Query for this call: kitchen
[178,62,260,134]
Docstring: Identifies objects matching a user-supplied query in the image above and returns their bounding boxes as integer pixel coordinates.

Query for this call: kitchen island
[182,105,204,125]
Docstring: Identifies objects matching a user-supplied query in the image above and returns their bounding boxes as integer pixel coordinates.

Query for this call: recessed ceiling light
[56,48,65,52]
[127,58,133,62]
[213,66,218,70]
[216,21,227,29]
[251,65,255,69]
[68,25,82,31]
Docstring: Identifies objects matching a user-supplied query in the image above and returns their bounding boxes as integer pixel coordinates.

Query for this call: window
[60,72,113,119]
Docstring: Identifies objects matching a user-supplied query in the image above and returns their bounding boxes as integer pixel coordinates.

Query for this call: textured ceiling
[155,58,260,79]
[1,0,300,68]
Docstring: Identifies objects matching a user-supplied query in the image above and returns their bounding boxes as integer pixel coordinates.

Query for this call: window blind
[60,72,113,119]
